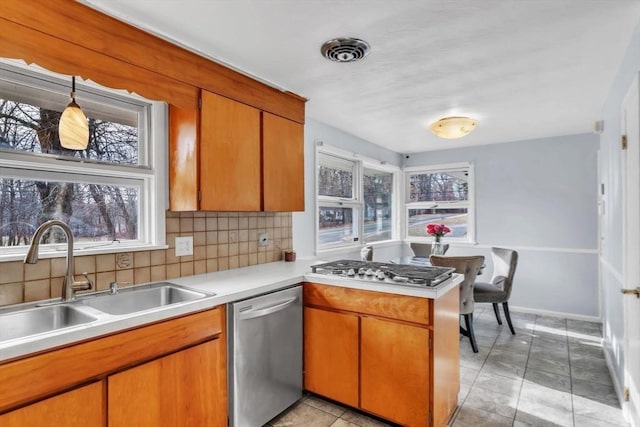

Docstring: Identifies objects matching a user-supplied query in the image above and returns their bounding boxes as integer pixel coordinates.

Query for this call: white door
[622,73,640,426]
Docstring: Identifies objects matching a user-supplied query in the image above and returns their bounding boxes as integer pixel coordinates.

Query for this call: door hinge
[428,412,432,426]
[622,134,628,150]
[198,190,202,202]
[198,97,202,109]
[429,337,432,350]
[624,387,630,401]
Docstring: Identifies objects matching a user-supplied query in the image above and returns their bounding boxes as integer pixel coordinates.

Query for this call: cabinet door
[108,339,224,427]
[304,307,359,407]
[169,105,199,211]
[262,112,304,211]
[0,382,103,426]
[360,317,430,427]
[200,90,261,211]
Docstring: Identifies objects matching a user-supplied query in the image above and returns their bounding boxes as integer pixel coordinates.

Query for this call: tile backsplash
[0,211,292,307]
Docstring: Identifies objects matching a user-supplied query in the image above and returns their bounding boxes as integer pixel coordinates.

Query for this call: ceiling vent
[321,38,370,63]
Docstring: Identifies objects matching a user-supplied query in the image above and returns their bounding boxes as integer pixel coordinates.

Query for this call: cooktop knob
[347,268,356,277]
[365,268,374,276]
[375,270,386,280]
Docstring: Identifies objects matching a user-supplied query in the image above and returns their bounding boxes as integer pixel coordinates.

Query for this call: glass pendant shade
[59,77,89,150]
[429,116,477,139]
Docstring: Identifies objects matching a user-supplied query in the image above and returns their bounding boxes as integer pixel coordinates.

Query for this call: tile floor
[265,307,628,427]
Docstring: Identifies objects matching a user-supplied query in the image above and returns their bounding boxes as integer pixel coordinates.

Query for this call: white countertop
[0,260,462,362]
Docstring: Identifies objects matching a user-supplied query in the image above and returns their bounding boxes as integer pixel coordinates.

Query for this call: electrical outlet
[175,236,193,256]
[258,232,268,247]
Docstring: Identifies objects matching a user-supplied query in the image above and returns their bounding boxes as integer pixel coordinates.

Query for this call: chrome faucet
[24,220,93,301]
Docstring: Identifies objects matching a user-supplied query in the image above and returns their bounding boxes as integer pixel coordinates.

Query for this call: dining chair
[429,255,485,353]
[410,242,449,257]
[473,247,519,335]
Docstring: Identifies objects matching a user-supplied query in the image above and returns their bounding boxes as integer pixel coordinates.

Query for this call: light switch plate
[175,236,194,256]
[258,232,268,247]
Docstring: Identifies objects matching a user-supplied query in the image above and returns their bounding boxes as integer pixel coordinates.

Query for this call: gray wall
[598,17,640,397]
[405,134,600,318]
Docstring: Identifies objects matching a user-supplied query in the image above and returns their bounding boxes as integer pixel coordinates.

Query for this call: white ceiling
[83,0,640,153]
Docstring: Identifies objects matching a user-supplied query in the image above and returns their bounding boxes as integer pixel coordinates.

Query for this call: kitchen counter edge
[0,260,462,362]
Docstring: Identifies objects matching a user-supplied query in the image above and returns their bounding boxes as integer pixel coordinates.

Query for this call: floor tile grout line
[566,321,577,427]
[513,315,539,425]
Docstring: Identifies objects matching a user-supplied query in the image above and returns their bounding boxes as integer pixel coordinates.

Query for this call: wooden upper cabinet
[200,91,261,211]
[169,106,199,211]
[262,112,305,212]
[169,92,306,212]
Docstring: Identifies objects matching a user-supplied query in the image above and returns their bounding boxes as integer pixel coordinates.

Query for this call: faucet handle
[71,273,93,292]
[109,281,129,295]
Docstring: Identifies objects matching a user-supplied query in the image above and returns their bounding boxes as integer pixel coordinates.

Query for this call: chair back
[490,247,518,299]
[411,242,450,257]
[430,255,484,315]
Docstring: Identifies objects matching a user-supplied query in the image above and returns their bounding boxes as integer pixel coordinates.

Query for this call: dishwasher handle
[239,296,298,320]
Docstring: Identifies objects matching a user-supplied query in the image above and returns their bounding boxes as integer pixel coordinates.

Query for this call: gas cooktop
[309,260,455,288]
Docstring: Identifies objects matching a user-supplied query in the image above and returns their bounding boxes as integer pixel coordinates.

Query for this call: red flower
[425,223,451,238]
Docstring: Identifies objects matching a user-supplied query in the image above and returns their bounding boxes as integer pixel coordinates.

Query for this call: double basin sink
[0,282,214,343]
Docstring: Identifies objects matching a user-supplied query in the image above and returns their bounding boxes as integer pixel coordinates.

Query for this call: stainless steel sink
[79,282,213,315]
[0,305,99,342]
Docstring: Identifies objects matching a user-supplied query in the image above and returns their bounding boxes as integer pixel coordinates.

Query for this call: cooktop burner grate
[310,260,454,288]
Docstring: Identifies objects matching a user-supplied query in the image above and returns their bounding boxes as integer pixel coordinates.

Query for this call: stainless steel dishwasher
[228,285,302,427]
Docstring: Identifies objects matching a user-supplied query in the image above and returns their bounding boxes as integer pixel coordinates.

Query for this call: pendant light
[59,76,89,150]
[429,116,478,139]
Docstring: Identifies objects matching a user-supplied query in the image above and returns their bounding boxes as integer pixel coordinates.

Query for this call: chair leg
[464,313,479,353]
[503,302,516,335]
[492,303,503,325]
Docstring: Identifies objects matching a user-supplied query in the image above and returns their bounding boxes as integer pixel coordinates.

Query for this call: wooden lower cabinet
[109,339,224,427]
[303,307,359,407]
[303,282,460,427]
[0,382,103,427]
[360,317,430,426]
[0,308,227,427]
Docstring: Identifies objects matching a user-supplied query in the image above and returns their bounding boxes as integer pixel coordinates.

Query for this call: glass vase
[431,239,446,255]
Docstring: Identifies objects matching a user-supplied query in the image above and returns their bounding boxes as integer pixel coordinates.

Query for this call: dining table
[390,256,486,274]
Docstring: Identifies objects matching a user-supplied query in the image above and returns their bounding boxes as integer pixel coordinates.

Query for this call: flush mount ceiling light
[429,116,478,139]
[321,37,371,63]
[59,76,89,150]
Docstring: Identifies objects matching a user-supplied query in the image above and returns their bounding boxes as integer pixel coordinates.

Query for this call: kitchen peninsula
[304,261,462,427]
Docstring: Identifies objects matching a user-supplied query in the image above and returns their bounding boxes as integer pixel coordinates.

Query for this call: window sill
[317,239,403,257]
[0,243,169,263]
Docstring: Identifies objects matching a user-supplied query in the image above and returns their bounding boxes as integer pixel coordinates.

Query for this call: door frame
[622,72,640,426]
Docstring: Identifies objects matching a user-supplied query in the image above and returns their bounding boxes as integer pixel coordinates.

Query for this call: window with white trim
[317,150,396,250]
[0,62,166,257]
[405,163,474,243]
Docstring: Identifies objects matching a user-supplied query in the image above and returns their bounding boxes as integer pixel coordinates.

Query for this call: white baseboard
[603,342,626,412]
[509,305,601,323]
